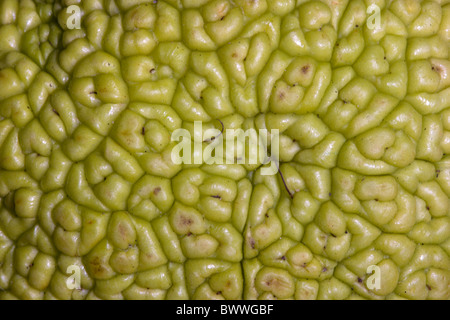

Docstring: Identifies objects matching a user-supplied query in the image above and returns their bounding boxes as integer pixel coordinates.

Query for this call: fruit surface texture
[0,0,449,300]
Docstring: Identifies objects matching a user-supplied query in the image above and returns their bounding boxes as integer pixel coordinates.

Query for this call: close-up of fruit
[0,0,449,300]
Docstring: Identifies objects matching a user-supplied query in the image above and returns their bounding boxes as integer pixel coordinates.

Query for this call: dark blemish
[250,238,255,249]
[322,267,328,273]
[141,127,145,135]
[278,166,293,199]
[187,232,192,236]
[90,91,97,95]
[211,195,221,199]
[265,213,269,218]
[345,230,348,234]
[357,277,363,283]
[426,206,430,211]
[153,187,161,195]
[150,68,156,74]
[355,24,359,28]
[203,119,224,143]
[220,16,224,21]
[328,192,332,197]
[330,233,336,238]
[426,285,431,291]
[181,216,193,226]
[52,109,59,116]
[217,291,222,295]
[280,256,286,261]
[375,199,379,202]
[301,65,310,74]
[336,43,339,47]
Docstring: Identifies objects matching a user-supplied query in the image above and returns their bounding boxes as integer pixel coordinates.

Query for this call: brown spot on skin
[90,91,97,95]
[431,64,442,74]
[322,267,328,273]
[181,215,193,227]
[278,91,286,100]
[118,223,128,239]
[153,187,161,195]
[249,238,256,249]
[357,277,363,283]
[426,285,432,290]
[90,256,106,276]
[150,68,155,74]
[141,127,145,135]
[211,195,221,199]
[280,256,286,261]
[231,52,238,58]
[301,65,310,74]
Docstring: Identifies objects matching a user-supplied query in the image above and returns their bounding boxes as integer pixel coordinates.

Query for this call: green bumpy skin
[0,0,449,300]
